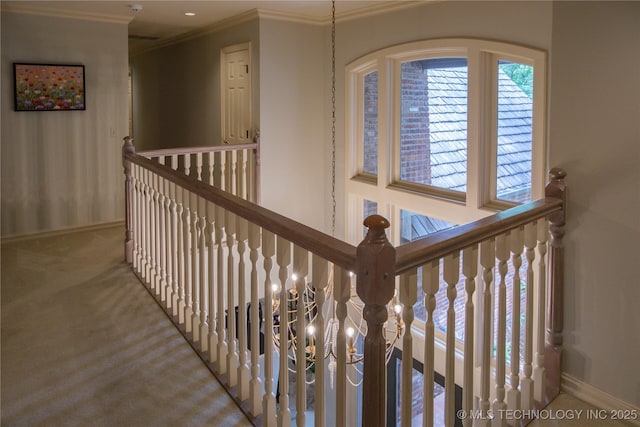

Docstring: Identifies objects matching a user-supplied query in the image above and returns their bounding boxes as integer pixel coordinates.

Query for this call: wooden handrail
[395,197,563,274]
[139,142,258,158]
[125,150,358,271]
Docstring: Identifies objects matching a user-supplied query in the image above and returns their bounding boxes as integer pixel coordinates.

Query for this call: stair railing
[123,136,566,427]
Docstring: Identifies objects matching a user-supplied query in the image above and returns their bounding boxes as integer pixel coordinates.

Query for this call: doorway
[221,43,252,145]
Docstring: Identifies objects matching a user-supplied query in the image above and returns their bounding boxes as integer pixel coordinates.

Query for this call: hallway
[1,224,251,427]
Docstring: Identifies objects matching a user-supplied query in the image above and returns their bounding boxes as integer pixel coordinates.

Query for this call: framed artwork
[13,63,85,111]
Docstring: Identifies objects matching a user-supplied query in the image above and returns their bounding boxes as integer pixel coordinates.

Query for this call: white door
[221,44,251,145]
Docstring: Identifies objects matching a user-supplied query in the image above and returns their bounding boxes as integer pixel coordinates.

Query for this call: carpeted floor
[1,225,252,427]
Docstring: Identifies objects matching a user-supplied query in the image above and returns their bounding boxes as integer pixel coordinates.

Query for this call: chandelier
[268,0,405,386]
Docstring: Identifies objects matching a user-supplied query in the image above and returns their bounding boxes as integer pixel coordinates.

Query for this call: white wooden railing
[141,142,259,203]
[122,137,566,427]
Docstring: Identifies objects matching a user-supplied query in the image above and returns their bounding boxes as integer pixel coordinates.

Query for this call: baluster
[226,210,239,387]
[293,245,309,427]
[133,164,142,271]
[141,168,150,281]
[334,266,350,427]
[493,234,509,427]
[196,152,203,181]
[533,219,548,402]
[443,252,460,427]
[478,239,495,427]
[262,229,277,425]
[230,150,238,196]
[248,222,262,416]
[508,227,524,411]
[208,152,215,186]
[191,192,201,342]
[168,180,178,313]
[207,201,218,362]
[462,245,477,427]
[153,173,163,295]
[400,268,417,427]
[215,205,228,374]
[147,171,157,287]
[157,154,168,299]
[183,188,193,332]
[356,215,395,427]
[170,156,180,315]
[242,149,249,199]
[422,260,439,427]
[184,153,191,177]
[311,254,328,427]
[198,196,208,352]
[521,221,537,410]
[143,169,152,281]
[158,156,169,305]
[176,185,186,324]
[164,179,173,312]
[237,217,250,401]
[158,175,168,302]
[219,151,227,191]
[276,236,292,427]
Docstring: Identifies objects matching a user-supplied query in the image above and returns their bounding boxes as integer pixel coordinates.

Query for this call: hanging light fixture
[269,0,404,386]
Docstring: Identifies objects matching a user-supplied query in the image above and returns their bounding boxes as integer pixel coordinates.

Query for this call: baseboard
[561,373,640,426]
[1,220,125,244]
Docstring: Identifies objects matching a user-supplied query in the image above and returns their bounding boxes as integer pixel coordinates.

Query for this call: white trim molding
[0,3,133,24]
[561,373,640,426]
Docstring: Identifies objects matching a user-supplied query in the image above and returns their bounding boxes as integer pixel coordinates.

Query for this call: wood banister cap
[363,214,390,230]
[549,168,566,182]
[122,136,135,155]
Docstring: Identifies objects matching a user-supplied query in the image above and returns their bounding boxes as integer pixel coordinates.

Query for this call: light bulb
[394,304,402,314]
[291,273,298,281]
[307,325,316,336]
[271,283,279,293]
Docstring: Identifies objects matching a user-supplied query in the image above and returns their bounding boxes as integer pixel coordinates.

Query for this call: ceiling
[1,1,423,54]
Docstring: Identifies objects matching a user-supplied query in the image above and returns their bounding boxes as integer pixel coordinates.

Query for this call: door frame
[220,42,252,145]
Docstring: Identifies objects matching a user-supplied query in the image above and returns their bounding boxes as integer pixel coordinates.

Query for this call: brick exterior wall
[363,72,378,175]
[400,61,431,185]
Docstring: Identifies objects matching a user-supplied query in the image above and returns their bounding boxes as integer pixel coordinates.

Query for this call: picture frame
[13,63,85,111]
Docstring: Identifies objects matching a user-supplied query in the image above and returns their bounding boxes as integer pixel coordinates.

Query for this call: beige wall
[548,1,640,406]
[1,12,129,236]
[258,18,328,232]
[129,19,260,152]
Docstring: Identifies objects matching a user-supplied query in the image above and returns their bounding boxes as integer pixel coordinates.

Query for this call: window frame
[345,38,548,244]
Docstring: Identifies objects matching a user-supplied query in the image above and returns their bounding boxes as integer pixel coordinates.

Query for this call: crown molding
[0,3,133,25]
[131,2,431,57]
[130,9,260,57]
[335,1,429,24]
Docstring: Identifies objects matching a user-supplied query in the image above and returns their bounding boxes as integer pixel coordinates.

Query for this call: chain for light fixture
[269,0,404,387]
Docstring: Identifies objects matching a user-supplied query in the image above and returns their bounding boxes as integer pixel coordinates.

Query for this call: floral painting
[14,63,85,111]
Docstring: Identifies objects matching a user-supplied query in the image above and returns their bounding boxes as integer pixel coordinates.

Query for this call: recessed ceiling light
[185,12,196,16]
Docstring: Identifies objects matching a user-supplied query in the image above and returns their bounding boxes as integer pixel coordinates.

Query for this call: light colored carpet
[1,225,252,427]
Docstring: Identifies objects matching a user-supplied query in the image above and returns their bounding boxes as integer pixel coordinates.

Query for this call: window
[345,39,547,238]
[400,58,468,193]
[496,61,534,203]
[363,72,378,176]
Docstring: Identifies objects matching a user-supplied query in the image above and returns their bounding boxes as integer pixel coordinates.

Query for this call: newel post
[544,167,567,399]
[122,136,136,264]
[356,215,396,427]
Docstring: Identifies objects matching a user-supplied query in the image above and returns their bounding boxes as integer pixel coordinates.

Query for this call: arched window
[345,38,547,245]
